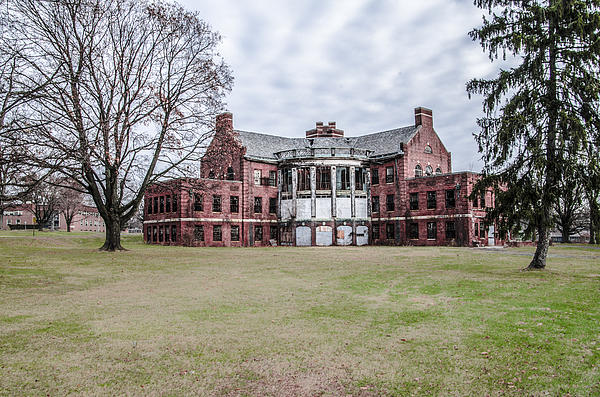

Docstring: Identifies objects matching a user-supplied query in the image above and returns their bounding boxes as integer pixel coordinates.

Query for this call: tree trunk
[527,225,549,270]
[100,216,125,251]
[66,222,71,232]
[590,197,599,244]
[560,223,570,244]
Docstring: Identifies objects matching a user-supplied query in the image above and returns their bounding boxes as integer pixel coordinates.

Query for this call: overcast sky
[179,0,500,171]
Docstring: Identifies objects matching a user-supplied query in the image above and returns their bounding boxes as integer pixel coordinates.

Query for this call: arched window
[435,167,442,175]
[208,170,215,179]
[425,165,433,176]
[415,164,423,177]
[424,145,432,154]
[226,166,235,180]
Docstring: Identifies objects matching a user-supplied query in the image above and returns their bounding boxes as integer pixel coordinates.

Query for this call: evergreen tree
[467,0,600,269]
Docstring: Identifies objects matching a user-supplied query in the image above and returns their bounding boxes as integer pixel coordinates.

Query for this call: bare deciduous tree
[5,0,232,250]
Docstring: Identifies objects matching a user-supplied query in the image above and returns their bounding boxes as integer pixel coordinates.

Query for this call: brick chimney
[216,112,233,133]
[306,121,344,138]
[414,107,433,128]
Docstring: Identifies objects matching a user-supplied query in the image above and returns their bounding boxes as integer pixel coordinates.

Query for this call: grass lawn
[0,231,598,396]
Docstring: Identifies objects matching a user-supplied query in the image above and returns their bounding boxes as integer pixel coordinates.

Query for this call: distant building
[2,203,105,233]
[144,108,502,247]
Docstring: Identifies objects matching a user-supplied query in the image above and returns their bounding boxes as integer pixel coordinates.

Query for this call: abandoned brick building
[144,107,500,247]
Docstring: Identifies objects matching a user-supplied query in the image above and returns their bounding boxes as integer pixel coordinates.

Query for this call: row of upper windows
[371,190,458,212]
[193,224,278,242]
[147,195,178,215]
[208,167,236,180]
[371,221,457,240]
[194,194,277,214]
[281,167,368,192]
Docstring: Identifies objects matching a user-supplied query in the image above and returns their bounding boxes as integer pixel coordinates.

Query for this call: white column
[310,166,316,218]
[330,166,336,219]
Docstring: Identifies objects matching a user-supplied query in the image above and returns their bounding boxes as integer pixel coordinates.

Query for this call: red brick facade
[144,108,502,247]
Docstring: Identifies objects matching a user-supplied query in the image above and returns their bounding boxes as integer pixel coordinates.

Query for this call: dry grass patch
[0,232,599,396]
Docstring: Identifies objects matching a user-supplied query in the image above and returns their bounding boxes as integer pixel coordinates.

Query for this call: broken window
[254,197,262,213]
[316,166,331,190]
[254,225,263,242]
[297,168,311,191]
[386,194,395,211]
[427,191,437,209]
[230,196,239,213]
[336,167,350,190]
[269,197,277,214]
[213,225,222,241]
[194,225,204,241]
[427,222,436,239]
[445,221,456,239]
[231,225,239,241]
[371,196,380,213]
[371,168,379,185]
[386,223,395,239]
[212,195,221,212]
[415,164,423,177]
[386,166,394,183]
[194,194,203,211]
[445,190,455,208]
[409,192,419,210]
[409,222,419,239]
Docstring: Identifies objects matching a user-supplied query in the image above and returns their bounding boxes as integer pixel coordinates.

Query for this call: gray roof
[234,125,419,161]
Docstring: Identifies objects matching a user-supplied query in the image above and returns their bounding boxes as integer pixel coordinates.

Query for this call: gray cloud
[180,0,500,171]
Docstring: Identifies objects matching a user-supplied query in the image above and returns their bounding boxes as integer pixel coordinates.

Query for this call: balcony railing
[274,147,371,161]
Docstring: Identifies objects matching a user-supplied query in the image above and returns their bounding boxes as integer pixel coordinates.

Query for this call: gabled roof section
[354,125,419,158]
[234,125,419,161]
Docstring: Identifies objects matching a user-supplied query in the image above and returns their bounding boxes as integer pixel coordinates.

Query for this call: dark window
[153,197,158,214]
[152,226,157,242]
[386,223,395,239]
[372,224,380,240]
[165,225,170,242]
[427,222,437,239]
[269,197,277,214]
[409,192,419,210]
[269,225,278,241]
[282,169,293,192]
[409,222,419,239]
[386,166,394,183]
[194,225,204,241]
[172,195,177,212]
[355,168,366,191]
[254,197,262,213]
[316,166,331,190]
[230,196,239,213]
[194,194,203,211]
[297,168,311,191]
[386,194,395,211]
[480,224,486,238]
[336,167,350,190]
[446,221,456,239]
[254,225,263,241]
[208,170,215,179]
[475,222,479,238]
[166,195,171,212]
[445,190,455,208]
[158,226,163,242]
[213,225,222,241]
[371,196,380,213]
[425,165,433,176]
[269,171,277,186]
[415,165,422,177]
[146,226,151,242]
[147,199,152,215]
[424,145,432,154]
[159,197,164,213]
[480,192,486,208]
[427,191,437,209]
[473,193,479,208]
[435,168,442,175]
[171,225,177,242]
[212,195,221,212]
[231,225,239,241]
[371,168,379,185]
[226,166,235,180]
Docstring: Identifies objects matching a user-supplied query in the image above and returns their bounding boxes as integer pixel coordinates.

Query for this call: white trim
[144,218,278,224]
[144,213,474,224]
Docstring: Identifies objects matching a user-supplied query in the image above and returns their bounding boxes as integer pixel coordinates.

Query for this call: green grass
[0,231,598,396]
